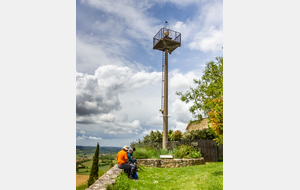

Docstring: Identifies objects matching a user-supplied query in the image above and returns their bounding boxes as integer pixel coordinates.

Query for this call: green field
[78,165,110,175]
[108,162,223,190]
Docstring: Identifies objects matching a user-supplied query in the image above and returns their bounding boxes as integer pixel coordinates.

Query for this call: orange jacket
[116,149,128,165]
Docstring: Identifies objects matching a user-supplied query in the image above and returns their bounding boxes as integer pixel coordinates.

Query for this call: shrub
[133,147,157,159]
[98,170,105,177]
[174,130,183,141]
[181,128,217,142]
[131,128,217,149]
[132,145,201,159]
[109,161,115,169]
[172,144,201,159]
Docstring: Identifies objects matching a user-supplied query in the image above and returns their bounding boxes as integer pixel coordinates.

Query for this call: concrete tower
[153,21,181,149]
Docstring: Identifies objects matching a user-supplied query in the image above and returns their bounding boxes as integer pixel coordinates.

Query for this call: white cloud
[88,136,102,140]
[171,0,223,53]
[173,121,188,132]
[189,26,223,52]
[103,120,142,135]
[76,63,198,138]
[169,69,198,90]
[142,128,162,135]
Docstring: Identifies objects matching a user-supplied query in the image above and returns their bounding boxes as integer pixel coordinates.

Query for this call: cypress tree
[87,142,100,187]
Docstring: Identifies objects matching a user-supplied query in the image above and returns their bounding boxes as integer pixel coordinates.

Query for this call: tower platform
[153,37,181,54]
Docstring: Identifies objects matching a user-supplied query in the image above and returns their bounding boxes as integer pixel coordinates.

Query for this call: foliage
[181,128,217,142]
[174,130,183,141]
[79,159,92,164]
[77,165,110,175]
[133,144,201,159]
[76,146,121,155]
[109,161,115,169]
[168,130,182,141]
[171,144,201,159]
[131,130,163,150]
[106,172,130,190]
[133,147,158,159]
[143,130,162,143]
[176,56,223,144]
[98,170,105,178]
[87,142,100,187]
[99,155,115,161]
[131,128,217,150]
[76,182,88,190]
[109,162,223,190]
[208,97,223,145]
[176,56,223,119]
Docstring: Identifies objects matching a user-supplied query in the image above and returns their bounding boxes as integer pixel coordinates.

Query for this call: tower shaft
[163,48,168,149]
[153,25,181,149]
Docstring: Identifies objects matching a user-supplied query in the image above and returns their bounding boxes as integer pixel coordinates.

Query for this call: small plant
[109,161,115,169]
[98,170,105,177]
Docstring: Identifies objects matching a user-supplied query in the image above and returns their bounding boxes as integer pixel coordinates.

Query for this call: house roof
[185,118,209,131]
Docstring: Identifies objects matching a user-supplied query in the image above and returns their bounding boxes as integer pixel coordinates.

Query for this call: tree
[176,56,223,144]
[87,142,100,187]
[208,97,223,145]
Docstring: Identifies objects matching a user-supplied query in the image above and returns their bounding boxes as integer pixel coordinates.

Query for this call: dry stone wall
[85,164,122,190]
[137,157,204,168]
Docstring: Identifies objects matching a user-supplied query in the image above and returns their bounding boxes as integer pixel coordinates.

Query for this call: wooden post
[163,48,168,149]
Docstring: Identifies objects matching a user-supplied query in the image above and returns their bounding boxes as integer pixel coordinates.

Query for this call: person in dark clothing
[127,148,136,165]
[130,147,137,162]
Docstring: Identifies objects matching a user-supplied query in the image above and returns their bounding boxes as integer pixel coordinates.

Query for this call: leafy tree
[208,97,223,145]
[168,130,183,141]
[87,142,100,187]
[176,56,223,144]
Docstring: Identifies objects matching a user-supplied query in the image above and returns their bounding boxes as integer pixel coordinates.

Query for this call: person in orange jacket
[116,145,136,179]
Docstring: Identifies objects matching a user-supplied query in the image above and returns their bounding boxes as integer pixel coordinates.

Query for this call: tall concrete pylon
[153,21,181,149]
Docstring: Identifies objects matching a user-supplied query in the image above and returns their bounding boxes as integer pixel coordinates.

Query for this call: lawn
[109,162,223,190]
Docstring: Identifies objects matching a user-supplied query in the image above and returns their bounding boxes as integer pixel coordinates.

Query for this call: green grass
[76,182,88,190]
[77,165,110,175]
[133,146,201,159]
[108,162,223,190]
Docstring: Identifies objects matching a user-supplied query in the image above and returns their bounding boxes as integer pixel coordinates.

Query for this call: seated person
[130,147,137,162]
[116,145,136,179]
[127,148,137,165]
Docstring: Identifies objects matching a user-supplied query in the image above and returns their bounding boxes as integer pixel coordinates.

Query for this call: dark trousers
[118,163,135,172]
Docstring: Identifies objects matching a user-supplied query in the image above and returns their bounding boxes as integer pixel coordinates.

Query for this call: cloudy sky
[76,0,223,147]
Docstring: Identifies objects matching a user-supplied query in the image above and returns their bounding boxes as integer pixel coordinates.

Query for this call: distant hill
[76,146,121,155]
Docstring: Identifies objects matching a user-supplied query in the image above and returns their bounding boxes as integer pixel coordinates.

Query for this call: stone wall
[85,165,122,190]
[137,157,205,168]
